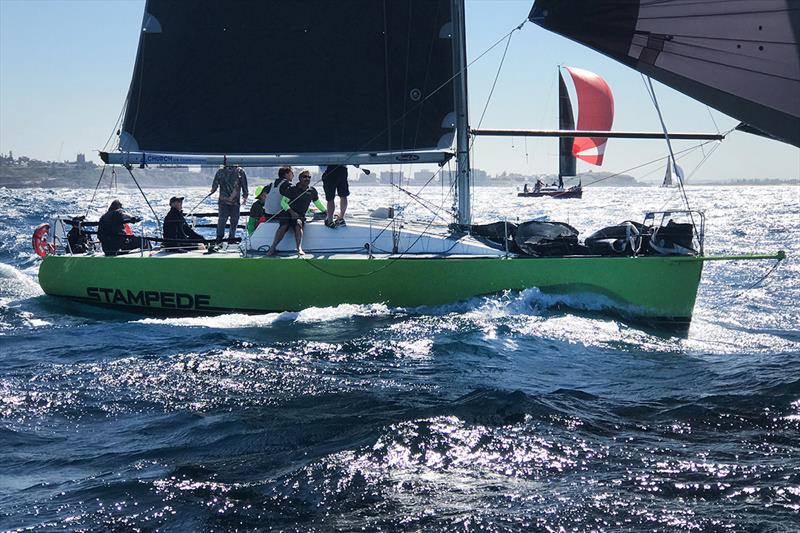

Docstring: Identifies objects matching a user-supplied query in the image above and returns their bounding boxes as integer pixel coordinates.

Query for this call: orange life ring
[32,223,56,258]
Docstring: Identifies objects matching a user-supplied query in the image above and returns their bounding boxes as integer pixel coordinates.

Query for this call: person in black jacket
[163,196,206,252]
[97,199,148,256]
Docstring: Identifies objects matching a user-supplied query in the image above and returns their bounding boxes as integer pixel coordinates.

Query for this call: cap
[169,196,184,204]
[254,185,267,198]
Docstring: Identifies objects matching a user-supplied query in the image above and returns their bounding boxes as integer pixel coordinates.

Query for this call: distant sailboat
[519,66,613,199]
[661,159,673,188]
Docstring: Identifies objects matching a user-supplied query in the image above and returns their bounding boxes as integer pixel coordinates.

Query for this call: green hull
[38,254,705,323]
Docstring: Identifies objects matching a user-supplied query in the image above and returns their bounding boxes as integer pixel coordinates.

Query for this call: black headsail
[529,0,800,148]
[116,0,455,158]
[558,69,577,179]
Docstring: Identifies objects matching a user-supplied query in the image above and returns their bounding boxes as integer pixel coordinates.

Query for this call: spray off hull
[38,253,704,326]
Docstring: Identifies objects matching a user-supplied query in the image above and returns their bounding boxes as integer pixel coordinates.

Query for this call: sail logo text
[86,287,211,310]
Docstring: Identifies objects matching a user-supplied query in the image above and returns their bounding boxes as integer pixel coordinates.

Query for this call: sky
[1,0,798,184]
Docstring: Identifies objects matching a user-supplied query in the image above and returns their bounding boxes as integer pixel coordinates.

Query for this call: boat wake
[133,303,393,329]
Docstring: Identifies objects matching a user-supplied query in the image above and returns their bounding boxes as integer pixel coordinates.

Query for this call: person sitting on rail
[260,166,294,222]
[97,199,148,256]
[163,196,206,252]
[247,185,269,235]
[266,169,326,256]
[66,216,92,254]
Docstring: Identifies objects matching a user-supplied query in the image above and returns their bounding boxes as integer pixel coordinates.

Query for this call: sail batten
[120,0,455,156]
[530,0,800,147]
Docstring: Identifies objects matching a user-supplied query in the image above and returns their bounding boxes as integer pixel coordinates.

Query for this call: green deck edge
[39,254,709,321]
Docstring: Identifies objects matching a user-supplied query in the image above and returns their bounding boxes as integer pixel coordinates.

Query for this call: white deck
[51,216,507,259]
[246,217,505,256]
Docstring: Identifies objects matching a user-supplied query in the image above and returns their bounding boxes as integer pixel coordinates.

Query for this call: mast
[452,0,471,226]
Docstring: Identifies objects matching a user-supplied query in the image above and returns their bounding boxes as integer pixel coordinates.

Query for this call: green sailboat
[36,0,791,326]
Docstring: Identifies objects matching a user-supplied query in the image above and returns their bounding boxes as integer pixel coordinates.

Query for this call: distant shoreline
[1,181,796,190]
[1,162,796,189]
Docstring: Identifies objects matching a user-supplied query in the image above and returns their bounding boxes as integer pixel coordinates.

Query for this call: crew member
[263,166,294,220]
[321,164,349,228]
[97,199,147,256]
[66,216,92,254]
[267,170,326,256]
[163,196,206,252]
[247,186,268,235]
[210,163,248,244]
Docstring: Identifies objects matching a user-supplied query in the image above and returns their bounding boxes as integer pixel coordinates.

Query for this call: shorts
[279,216,304,229]
[322,165,350,201]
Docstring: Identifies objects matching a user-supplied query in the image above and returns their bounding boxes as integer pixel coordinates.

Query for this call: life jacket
[264,177,288,214]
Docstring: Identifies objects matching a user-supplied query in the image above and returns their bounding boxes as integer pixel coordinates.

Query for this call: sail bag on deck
[120,0,456,156]
[530,0,800,148]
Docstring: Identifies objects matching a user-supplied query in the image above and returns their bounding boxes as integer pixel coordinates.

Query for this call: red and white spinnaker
[564,66,614,166]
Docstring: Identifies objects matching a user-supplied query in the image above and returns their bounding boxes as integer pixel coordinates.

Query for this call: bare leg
[338,196,348,221]
[267,225,288,256]
[294,224,304,255]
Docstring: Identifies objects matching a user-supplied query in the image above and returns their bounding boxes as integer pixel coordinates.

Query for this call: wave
[0,262,42,303]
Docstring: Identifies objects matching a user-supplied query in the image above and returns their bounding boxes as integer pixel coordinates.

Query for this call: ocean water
[1,184,798,531]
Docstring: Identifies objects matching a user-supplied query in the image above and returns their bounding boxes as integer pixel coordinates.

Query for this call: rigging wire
[348,19,529,231]
[580,138,723,188]
[101,97,128,153]
[337,18,530,172]
[84,165,108,217]
[474,26,518,134]
[641,74,701,243]
[706,106,721,135]
[299,180,459,279]
[707,258,785,310]
[124,165,161,234]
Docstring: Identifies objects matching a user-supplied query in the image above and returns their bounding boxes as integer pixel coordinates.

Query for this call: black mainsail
[558,70,577,180]
[111,0,456,161]
[529,0,800,148]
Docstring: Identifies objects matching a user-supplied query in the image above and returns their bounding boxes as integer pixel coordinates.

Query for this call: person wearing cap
[97,199,147,256]
[266,169,326,256]
[246,185,269,235]
[163,196,206,252]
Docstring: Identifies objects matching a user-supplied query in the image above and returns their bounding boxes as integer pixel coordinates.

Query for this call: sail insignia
[142,13,161,33]
[119,132,140,152]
